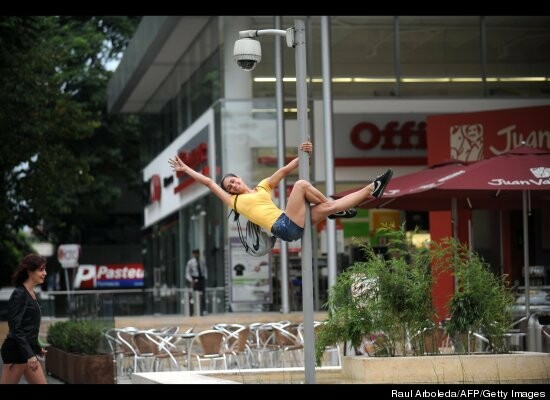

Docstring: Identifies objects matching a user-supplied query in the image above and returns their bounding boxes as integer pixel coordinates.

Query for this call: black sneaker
[372,168,393,198]
[328,208,357,219]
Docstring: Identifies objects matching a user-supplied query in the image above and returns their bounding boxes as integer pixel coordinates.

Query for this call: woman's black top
[5,286,41,360]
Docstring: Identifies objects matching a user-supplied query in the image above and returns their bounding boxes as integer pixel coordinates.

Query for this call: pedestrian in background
[1,254,48,384]
[185,249,207,315]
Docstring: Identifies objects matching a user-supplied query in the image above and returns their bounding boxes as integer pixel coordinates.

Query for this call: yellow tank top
[230,179,283,231]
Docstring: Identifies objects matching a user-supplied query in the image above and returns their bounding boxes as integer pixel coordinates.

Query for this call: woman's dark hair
[219,173,237,193]
[11,254,46,286]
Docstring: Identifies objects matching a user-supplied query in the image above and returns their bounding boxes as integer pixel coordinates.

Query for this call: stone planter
[45,347,115,384]
[342,352,550,384]
[130,353,550,384]
[45,346,67,380]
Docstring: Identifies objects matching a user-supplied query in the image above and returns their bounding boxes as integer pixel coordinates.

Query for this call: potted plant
[316,226,437,362]
[430,238,515,354]
[315,225,515,364]
[46,319,115,384]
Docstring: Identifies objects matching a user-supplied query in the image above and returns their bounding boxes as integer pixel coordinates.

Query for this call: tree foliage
[0,16,141,285]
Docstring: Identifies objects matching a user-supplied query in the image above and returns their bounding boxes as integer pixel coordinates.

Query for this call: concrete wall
[343,353,550,384]
[132,353,550,384]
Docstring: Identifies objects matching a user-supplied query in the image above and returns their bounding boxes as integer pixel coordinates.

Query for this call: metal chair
[224,326,253,369]
[116,327,155,376]
[249,322,279,368]
[272,322,303,368]
[188,329,228,370]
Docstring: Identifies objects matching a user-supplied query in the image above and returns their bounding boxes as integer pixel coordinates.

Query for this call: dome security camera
[233,38,261,71]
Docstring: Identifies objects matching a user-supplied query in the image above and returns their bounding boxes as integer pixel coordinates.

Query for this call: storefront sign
[229,238,272,303]
[73,263,144,289]
[350,120,427,151]
[332,113,428,166]
[149,174,161,203]
[426,104,550,320]
[174,142,209,194]
[427,104,550,162]
[142,109,215,229]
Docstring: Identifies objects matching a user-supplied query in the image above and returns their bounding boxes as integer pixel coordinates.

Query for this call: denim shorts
[271,213,304,242]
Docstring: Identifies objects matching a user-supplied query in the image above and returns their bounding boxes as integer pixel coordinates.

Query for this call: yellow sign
[370,210,401,233]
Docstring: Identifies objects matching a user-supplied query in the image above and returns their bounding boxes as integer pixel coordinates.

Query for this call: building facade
[107,16,550,316]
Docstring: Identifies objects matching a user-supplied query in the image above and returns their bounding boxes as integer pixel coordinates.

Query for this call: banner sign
[229,238,272,303]
[427,104,550,163]
[73,263,144,289]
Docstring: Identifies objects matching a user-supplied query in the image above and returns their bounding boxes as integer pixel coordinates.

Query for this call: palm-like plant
[315,226,515,364]
[431,238,515,353]
[316,226,436,363]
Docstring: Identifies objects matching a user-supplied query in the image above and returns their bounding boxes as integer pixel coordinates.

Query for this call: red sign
[149,175,161,203]
[425,104,550,320]
[174,142,208,194]
[336,119,427,166]
[427,104,550,165]
[350,120,427,151]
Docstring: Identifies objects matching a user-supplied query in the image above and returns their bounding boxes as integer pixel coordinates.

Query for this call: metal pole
[238,19,315,383]
[178,208,185,314]
[274,16,290,314]
[499,210,504,276]
[480,16,488,97]
[393,16,401,97]
[183,289,190,317]
[194,290,201,317]
[312,228,319,309]
[321,16,337,291]
[452,197,458,291]
[64,268,71,313]
[294,18,316,384]
[523,190,530,319]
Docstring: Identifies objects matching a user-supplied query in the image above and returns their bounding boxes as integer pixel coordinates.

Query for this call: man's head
[192,249,200,257]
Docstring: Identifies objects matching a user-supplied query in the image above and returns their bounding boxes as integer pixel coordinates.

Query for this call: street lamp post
[234,19,316,384]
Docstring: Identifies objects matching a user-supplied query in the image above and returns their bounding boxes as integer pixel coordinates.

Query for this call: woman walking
[1,254,48,384]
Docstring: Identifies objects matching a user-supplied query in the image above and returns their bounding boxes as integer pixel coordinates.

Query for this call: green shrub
[431,238,515,353]
[47,320,109,355]
[316,225,437,363]
[315,225,515,364]
[46,320,69,349]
